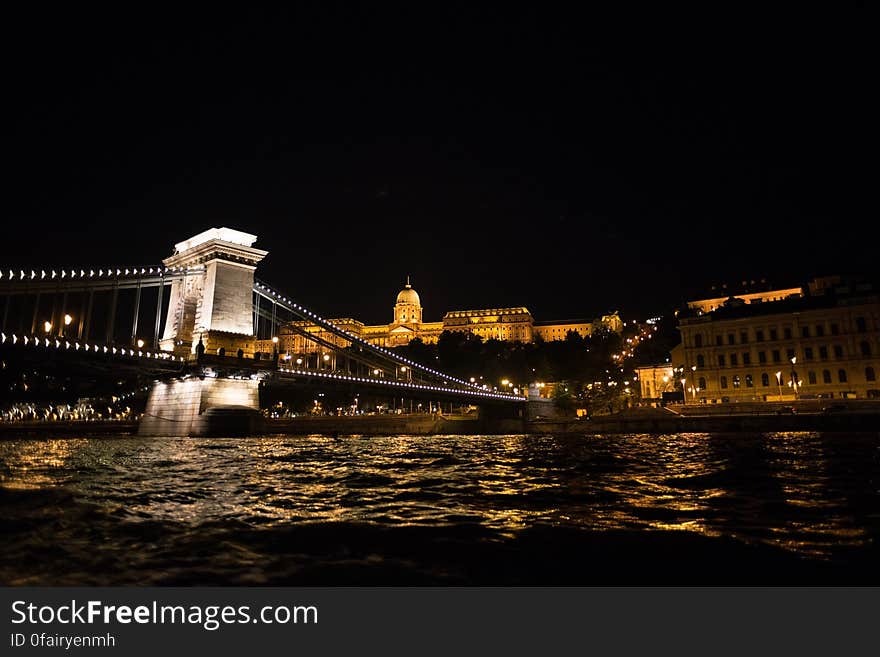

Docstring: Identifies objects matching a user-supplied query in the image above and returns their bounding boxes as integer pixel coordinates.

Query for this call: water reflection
[0,432,878,584]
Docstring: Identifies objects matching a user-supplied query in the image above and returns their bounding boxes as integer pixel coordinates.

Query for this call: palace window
[730,354,738,366]
[856,317,867,333]
[786,348,795,361]
[716,335,723,346]
[815,325,825,337]
[831,323,839,335]
[772,350,781,363]
[784,327,792,339]
[732,375,741,388]
[761,372,769,387]
[867,367,877,382]
[694,334,703,348]
[808,371,817,385]
[756,330,765,342]
[823,370,832,384]
[770,328,778,341]
[819,345,828,360]
[740,331,748,344]
[745,374,754,388]
[720,376,728,389]
[804,347,814,360]
[697,354,705,368]
[838,369,848,383]
[801,326,810,338]
[860,341,871,357]
[728,333,735,345]
[758,351,767,364]
[743,352,751,365]
[718,354,726,367]
[834,345,844,358]
[698,377,706,390]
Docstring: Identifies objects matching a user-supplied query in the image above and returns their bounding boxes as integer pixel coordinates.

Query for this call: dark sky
[5,7,872,325]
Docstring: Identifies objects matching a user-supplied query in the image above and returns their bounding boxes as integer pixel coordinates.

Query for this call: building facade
[676,283,879,403]
[635,364,676,401]
[443,307,535,342]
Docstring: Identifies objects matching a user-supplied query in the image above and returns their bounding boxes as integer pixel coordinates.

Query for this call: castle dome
[396,278,421,306]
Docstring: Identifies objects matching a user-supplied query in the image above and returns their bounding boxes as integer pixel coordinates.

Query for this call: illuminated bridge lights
[0,331,185,362]
[256,281,485,391]
[276,367,522,402]
[0,265,203,284]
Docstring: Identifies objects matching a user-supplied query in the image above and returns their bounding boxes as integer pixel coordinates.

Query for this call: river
[1,432,878,584]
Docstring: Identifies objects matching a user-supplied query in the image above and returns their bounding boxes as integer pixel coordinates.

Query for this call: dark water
[1,432,879,585]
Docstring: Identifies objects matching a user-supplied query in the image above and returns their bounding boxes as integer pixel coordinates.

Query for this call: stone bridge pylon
[159,227,267,358]
[140,228,267,436]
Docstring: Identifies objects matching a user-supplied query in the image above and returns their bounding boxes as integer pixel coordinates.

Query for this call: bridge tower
[159,228,267,357]
[141,227,268,437]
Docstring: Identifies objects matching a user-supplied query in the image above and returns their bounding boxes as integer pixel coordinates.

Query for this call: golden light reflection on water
[761,431,871,556]
[0,432,877,559]
[0,438,87,489]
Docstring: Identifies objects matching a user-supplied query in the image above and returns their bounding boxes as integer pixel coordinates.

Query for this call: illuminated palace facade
[260,279,622,359]
[676,277,879,403]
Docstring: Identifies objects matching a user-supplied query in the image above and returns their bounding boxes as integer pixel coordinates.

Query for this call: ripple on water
[0,432,878,584]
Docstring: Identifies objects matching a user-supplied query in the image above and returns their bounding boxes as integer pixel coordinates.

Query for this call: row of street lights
[683,356,803,404]
[43,314,73,335]
[272,339,415,383]
[43,314,147,349]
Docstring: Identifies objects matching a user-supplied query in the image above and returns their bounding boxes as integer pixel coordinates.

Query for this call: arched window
[696,354,705,368]
[808,371,817,385]
[761,373,769,387]
[733,375,741,388]
[823,370,832,384]
[866,367,876,382]
[860,341,871,357]
[698,377,706,390]
[745,374,754,387]
[838,369,848,383]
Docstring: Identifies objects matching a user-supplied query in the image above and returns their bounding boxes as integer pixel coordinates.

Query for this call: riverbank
[0,420,137,438]
[1,410,878,438]
[530,411,880,435]
[263,413,525,436]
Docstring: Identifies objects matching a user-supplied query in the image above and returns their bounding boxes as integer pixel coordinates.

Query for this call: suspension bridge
[0,228,529,435]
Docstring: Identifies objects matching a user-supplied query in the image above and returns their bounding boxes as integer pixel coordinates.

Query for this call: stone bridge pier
[139,377,263,437]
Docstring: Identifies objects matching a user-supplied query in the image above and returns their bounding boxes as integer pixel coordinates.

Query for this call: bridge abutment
[139,377,262,436]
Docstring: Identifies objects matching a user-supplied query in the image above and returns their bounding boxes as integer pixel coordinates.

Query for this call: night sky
[5,8,872,325]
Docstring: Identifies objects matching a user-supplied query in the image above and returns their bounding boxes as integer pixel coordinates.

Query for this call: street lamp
[680,377,687,403]
[790,357,799,400]
[43,321,52,334]
[137,339,145,349]
[775,371,783,400]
